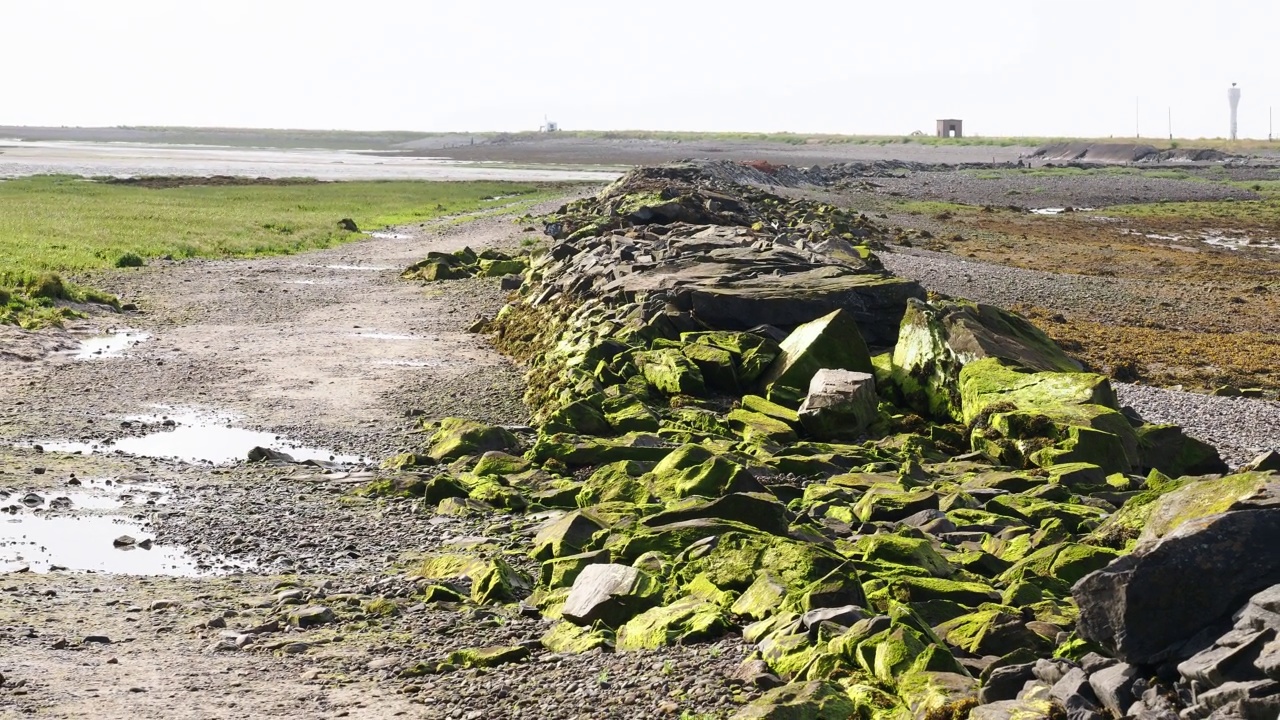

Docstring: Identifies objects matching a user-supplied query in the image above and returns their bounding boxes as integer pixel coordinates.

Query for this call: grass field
[0,176,559,328]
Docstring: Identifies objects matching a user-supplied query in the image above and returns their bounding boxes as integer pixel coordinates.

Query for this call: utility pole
[1168,107,1173,141]
[1135,97,1140,138]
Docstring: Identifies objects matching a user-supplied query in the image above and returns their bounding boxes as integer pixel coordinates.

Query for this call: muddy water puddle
[35,408,365,466]
[1,481,244,575]
[374,359,452,368]
[70,329,150,359]
[352,332,422,341]
[316,264,395,271]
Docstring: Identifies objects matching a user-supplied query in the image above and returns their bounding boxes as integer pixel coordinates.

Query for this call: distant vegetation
[3,125,1277,153]
[0,176,556,328]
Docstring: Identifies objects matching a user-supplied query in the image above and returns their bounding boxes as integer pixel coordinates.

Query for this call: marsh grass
[0,175,561,327]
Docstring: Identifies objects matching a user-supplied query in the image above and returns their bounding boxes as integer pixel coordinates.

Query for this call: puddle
[374,359,449,368]
[0,514,243,575]
[34,408,364,466]
[2,480,168,512]
[1199,230,1280,251]
[1030,207,1094,215]
[321,264,394,271]
[352,332,420,341]
[367,231,412,240]
[286,279,318,285]
[71,330,150,359]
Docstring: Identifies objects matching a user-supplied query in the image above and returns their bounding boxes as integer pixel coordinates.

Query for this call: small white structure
[1229,84,1242,141]
[540,118,560,133]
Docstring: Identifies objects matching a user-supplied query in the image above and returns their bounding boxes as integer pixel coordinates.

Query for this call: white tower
[1229,83,1242,140]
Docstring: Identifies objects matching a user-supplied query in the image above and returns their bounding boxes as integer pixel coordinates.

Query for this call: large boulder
[757,309,873,408]
[959,358,1138,474]
[889,298,1082,421]
[798,369,879,441]
[1074,475,1280,664]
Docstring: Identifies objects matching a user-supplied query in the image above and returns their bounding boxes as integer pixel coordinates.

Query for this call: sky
[3,0,1276,139]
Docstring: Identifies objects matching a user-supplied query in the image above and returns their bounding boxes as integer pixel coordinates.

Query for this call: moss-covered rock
[889,298,1081,421]
[541,549,610,589]
[640,492,795,536]
[648,444,763,501]
[959,358,1138,474]
[423,417,520,462]
[935,606,1053,657]
[602,393,661,433]
[615,595,729,650]
[443,644,530,670]
[1135,423,1228,477]
[730,680,857,720]
[634,348,706,395]
[759,309,874,408]
[1137,471,1278,543]
[527,432,675,467]
[576,460,653,506]
[728,408,799,445]
[540,620,612,653]
[853,534,954,578]
[531,510,607,561]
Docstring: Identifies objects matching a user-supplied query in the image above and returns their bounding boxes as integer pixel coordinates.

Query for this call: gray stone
[1179,630,1270,687]
[1088,662,1140,717]
[1079,652,1118,675]
[1194,680,1280,716]
[1032,658,1074,686]
[288,606,334,628]
[1050,668,1103,720]
[800,605,865,631]
[561,563,661,628]
[1244,450,1280,473]
[1255,639,1280,680]
[797,369,879,441]
[1234,585,1280,634]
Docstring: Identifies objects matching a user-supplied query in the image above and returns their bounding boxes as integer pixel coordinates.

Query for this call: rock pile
[387,163,1277,719]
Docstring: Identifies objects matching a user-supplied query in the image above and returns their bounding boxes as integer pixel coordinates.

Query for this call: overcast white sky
[3,0,1275,139]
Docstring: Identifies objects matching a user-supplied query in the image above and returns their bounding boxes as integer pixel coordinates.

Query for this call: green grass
[0,175,563,327]
[1105,197,1280,222]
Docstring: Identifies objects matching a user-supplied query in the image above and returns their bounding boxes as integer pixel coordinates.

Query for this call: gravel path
[1115,383,1280,468]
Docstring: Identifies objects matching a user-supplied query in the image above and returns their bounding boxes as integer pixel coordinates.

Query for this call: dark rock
[1075,480,1280,664]
[980,662,1036,703]
[248,447,297,463]
[112,535,137,547]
